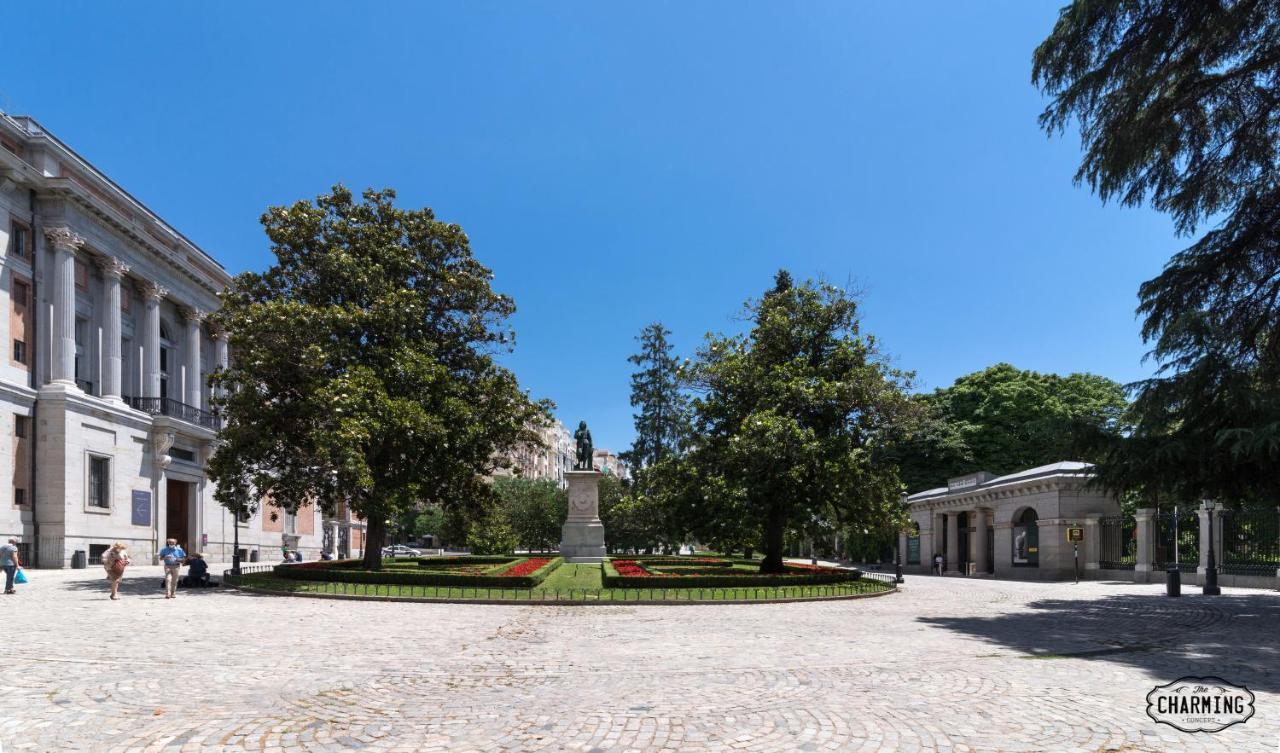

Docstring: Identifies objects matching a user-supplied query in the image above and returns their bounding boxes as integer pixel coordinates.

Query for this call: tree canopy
[209,186,548,569]
[885,364,1128,493]
[1035,1,1280,502]
[621,323,690,469]
[678,271,917,572]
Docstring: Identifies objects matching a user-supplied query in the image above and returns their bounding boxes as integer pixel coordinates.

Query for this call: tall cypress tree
[623,323,690,469]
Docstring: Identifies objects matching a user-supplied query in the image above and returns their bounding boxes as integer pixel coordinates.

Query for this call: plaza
[2,565,1275,752]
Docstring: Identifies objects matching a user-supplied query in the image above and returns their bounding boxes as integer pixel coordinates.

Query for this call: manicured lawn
[537,563,603,591]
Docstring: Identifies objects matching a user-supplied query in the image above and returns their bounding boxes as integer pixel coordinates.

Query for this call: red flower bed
[612,559,677,577]
[501,557,553,577]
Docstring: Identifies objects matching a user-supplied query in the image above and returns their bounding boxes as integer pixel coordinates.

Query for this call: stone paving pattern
[0,565,1276,752]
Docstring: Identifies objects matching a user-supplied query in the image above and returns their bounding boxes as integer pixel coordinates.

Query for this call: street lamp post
[1203,499,1220,596]
[232,508,241,576]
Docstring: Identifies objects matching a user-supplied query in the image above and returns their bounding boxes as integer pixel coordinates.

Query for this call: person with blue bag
[0,537,21,594]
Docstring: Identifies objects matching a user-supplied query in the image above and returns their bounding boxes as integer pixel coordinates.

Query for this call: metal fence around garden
[1220,507,1280,576]
[1098,515,1136,570]
[222,564,898,603]
[1152,506,1199,573]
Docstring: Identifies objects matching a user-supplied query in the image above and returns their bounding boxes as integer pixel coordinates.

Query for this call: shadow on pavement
[58,574,227,598]
[917,591,1280,693]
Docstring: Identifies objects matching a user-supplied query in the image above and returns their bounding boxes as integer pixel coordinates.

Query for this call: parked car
[381,545,422,558]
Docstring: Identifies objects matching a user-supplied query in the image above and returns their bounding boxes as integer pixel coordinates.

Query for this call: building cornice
[0,113,233,296]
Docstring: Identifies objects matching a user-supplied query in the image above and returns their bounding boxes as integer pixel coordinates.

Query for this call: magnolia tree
[675,271,917,572]
[209,186,547,569]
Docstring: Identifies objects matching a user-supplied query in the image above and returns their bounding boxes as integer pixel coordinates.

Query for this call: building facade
[902,462,1120,581]
[0,113,327,567]
[492,418,576,487]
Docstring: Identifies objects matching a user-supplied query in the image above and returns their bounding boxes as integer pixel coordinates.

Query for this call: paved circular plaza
[0,565,1275,753]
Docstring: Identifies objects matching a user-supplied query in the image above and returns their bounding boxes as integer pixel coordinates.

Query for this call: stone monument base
[561,469,607,563]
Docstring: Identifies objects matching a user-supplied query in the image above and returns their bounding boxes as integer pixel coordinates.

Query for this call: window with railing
[124,395,221,430]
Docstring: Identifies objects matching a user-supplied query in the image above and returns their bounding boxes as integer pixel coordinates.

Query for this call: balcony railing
[124,396,221,430]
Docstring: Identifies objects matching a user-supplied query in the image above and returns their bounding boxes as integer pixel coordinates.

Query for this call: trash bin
[249,549,259,563]
[1166,566,1181,597]
[71,550,87,569]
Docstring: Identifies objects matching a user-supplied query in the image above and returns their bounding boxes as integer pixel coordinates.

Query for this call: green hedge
[602,558,861,589]
[414,556,520,567]
[275,556,563,588]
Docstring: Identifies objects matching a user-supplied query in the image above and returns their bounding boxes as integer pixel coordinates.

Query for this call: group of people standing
[103,539,212,599]
[0,537,214,598]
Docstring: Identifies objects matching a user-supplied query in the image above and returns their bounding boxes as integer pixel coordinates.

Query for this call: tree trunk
[760,508,787,573]
[363,516,386,571]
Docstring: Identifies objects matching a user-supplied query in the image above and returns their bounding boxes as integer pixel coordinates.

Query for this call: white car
[381,545,421,558]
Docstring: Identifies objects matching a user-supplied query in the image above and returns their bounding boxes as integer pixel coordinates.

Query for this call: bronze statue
[574,420,594,470]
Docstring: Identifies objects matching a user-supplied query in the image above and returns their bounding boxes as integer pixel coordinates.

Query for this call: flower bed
[602,556,861,588]
[275,556,563,588]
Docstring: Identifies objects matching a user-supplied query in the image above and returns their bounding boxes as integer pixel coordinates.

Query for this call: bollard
[1166,566,1181,597]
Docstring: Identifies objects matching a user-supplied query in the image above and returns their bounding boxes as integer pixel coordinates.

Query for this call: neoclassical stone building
[901,461,1121,580]
[0,113,339,566]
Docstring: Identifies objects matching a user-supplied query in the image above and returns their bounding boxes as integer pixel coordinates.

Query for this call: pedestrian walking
[159,538,186,599]
[103,542,130,600]
[933,552,944,576]
[0,537,22,594]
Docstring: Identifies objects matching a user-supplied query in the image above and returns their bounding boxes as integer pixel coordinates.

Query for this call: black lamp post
[895,541,904,584]
[1203,499,1220,595]
[231,508,241,576]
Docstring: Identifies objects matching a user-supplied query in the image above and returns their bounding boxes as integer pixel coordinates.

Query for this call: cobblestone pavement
[0,566,1276,753]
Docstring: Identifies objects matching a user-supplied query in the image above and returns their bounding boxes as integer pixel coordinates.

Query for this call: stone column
[1134,507,1156,581]
[184,308,204,409]
[45,228,84,386]
[1083,513,1102,571]
[95,257,130,401]
[945,511,960,574]
[1197,502,1222,576]
[971,508,989,575]
[139,281,167,399]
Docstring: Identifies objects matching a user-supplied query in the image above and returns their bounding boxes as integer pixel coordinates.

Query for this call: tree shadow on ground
[917,591,1280,693]
[59,575,228,598]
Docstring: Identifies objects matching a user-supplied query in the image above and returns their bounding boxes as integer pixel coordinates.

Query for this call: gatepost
[1134,508,1156,583]
[1083,513,1102,572]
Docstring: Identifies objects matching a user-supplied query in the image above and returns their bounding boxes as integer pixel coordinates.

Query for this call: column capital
[95,255,131,279]
[139,280,169,302]
[44,226,86,252]
[183,307,207,323]
[209,325,229,341]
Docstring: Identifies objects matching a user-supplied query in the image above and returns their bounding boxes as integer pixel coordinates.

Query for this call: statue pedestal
[560,470,607,563]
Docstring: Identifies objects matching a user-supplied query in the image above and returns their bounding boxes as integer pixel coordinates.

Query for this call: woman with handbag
[102,541,130,600]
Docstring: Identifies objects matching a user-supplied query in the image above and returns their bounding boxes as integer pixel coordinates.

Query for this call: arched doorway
[1012,507,1039,567]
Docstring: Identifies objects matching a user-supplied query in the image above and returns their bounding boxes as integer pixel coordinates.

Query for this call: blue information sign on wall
[131,490,152,527]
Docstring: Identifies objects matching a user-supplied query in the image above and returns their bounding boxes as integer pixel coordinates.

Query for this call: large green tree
[886,365,1127,493]
[209,186,547,570]
[493,477,567,553]
[683,271,916,572]
[1035,1,1280,501]
[621,323,691,469]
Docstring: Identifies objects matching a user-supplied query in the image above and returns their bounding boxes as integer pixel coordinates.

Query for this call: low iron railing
[222,566,896,602]
[125,395,220,430]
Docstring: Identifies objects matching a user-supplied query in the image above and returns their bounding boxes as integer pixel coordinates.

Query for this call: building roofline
[0,112,230,280]
[906,461,1094,504]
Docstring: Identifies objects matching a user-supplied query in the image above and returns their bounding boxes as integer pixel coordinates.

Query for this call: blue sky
[3,2,1181,454]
